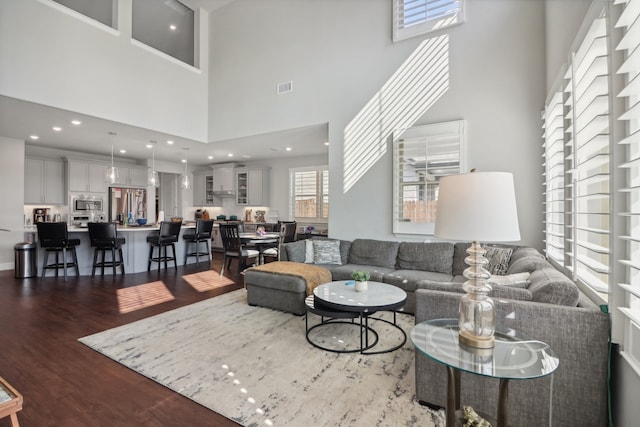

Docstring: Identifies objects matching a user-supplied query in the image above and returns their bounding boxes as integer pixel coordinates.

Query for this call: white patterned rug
[79,289,444,427]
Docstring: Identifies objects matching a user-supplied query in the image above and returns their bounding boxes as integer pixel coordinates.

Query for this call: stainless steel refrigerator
[109,187,147,223]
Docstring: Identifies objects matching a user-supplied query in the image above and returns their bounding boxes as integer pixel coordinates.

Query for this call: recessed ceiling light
[227,153,234,157]
[167,140,174,145]
[29,135,39,140]
[169,24,177,31]
[52,126,62,132]
[324,141,330,146]
[146,144,153,149]
[208,155,213,160]
[181,159,187,163]
[119,149,126,154]
[71,120,82,126]
[285,147,292,151]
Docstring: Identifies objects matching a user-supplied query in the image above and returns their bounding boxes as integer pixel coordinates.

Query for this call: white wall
[0,138,26,268]
[0,0,209,142]
[209,0,546,249]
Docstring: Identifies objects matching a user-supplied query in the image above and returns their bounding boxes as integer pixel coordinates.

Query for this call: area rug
[79,289,445,426]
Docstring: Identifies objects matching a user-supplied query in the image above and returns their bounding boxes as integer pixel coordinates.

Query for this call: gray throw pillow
[312,240,342,265]
[484,246,513,275]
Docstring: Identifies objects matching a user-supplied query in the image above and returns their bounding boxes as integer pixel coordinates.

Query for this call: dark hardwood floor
[0,253,244,427]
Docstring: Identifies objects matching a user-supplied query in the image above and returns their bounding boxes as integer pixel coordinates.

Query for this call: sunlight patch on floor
[116,281,175,314]
[182,270,235,292]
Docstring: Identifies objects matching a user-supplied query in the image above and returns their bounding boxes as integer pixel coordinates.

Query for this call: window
[393,120,465,235]
[132,0,195,66]
[50,0,115,28]
[614,0,640,374]
[392,0,464,42]
[290,166,329,222]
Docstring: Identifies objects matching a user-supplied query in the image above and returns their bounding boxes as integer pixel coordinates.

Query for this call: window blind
[393,0,464,42]
[290,167,329,221]
[614,0,640,374]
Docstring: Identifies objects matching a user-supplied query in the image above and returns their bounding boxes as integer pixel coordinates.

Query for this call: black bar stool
[183,219,214,266]
[37,222,80,281]
[147,221,182,272]
[88,222,126,277]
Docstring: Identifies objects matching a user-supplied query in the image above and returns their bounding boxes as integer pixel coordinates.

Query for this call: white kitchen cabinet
[112,166,148,188]
[25,157,65,204]
[68,160,108,193]
[236,167,270,206]
[193,170,221,206]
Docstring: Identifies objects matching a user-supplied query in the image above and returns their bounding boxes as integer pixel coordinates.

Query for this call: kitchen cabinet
[25,157,65,205]
[193,170,221,206]
[68,160,108,193]
[211,226,224,250]
[112,166,148,187]
[236,167,270,206]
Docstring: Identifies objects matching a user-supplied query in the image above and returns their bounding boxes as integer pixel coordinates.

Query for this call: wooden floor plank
[0,253,245,427]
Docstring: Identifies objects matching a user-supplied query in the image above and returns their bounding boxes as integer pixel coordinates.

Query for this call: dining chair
[37,222,81,281]
[218,223,259,276]
[88,222,126,277]
[147,221,182,272]
[183,219,214,266]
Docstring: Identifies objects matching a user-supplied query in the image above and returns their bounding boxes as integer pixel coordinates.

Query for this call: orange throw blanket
[248,261,332,295]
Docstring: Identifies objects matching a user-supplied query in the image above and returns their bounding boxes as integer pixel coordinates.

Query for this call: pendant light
[105,136,119,184]
[181,147,191,190]
[148,141,159,187]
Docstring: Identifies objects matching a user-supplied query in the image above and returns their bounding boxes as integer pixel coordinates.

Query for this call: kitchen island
[24,223,209,276]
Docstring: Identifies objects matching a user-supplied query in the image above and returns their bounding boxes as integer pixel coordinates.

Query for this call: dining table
[239,232,280,264]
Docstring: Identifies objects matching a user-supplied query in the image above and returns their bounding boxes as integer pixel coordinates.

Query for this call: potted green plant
[351,271,370,292]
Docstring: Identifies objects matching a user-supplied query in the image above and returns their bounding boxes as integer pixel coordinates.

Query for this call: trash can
[15,241,37,278]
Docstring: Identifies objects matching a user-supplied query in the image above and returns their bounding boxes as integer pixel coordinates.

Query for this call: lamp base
[459,329,495,349]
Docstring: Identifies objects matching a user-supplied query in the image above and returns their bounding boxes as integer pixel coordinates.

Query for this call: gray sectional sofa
[280,238,583,313]
[278,238,610,426]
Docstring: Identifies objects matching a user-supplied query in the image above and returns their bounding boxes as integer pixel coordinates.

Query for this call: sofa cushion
[506,255,553,275]
[415,280,533,301]
[312,239,342,264]
[348,239,400,269]
[284,240,306,263]
[452,242,472,276]
[397,242,454,274]
[509,247,544,264]
[384,270,454,293]
[528,268,580,306]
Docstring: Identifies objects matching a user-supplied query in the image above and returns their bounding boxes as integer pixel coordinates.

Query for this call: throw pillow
[488,272,531,288]
[312,240,342,265]
[304,240,315,263]
[484,246,513,275]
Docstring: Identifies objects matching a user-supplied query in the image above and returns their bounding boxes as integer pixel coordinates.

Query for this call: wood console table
[0,376,22,427]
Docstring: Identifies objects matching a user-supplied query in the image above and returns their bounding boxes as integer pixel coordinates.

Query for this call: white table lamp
[434,171,520,348]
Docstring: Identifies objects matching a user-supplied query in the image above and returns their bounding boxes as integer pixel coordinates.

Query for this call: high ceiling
[2,0,329,167]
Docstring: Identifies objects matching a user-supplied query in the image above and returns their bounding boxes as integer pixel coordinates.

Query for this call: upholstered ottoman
[244,261,332,315]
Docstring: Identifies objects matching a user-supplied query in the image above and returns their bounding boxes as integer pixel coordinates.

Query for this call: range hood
[212,189,235,197]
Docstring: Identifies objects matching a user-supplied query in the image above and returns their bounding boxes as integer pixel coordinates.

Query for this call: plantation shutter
[565,14,611,292]
[393,0,464,42]
[614,0,640,373]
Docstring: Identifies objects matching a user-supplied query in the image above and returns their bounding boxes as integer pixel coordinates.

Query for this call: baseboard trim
[0,262,14,271]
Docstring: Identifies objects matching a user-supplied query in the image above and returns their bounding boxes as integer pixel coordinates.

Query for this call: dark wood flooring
[0,253,244,427]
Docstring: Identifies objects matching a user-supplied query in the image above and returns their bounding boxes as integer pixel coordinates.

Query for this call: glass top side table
[411,318,559,427]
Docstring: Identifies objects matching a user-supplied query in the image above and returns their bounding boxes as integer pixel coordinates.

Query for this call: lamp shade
[434,171,520,242]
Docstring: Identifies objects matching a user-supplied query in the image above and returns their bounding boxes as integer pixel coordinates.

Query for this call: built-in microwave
[73,197,103,213]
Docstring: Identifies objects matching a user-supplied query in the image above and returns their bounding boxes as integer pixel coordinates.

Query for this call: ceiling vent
[277,80,293,95]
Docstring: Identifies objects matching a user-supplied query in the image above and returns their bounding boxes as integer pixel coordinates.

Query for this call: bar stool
[88,222,126,277]
[183,219,214,266]
[147,221,182,272]
[36,222,80,281]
